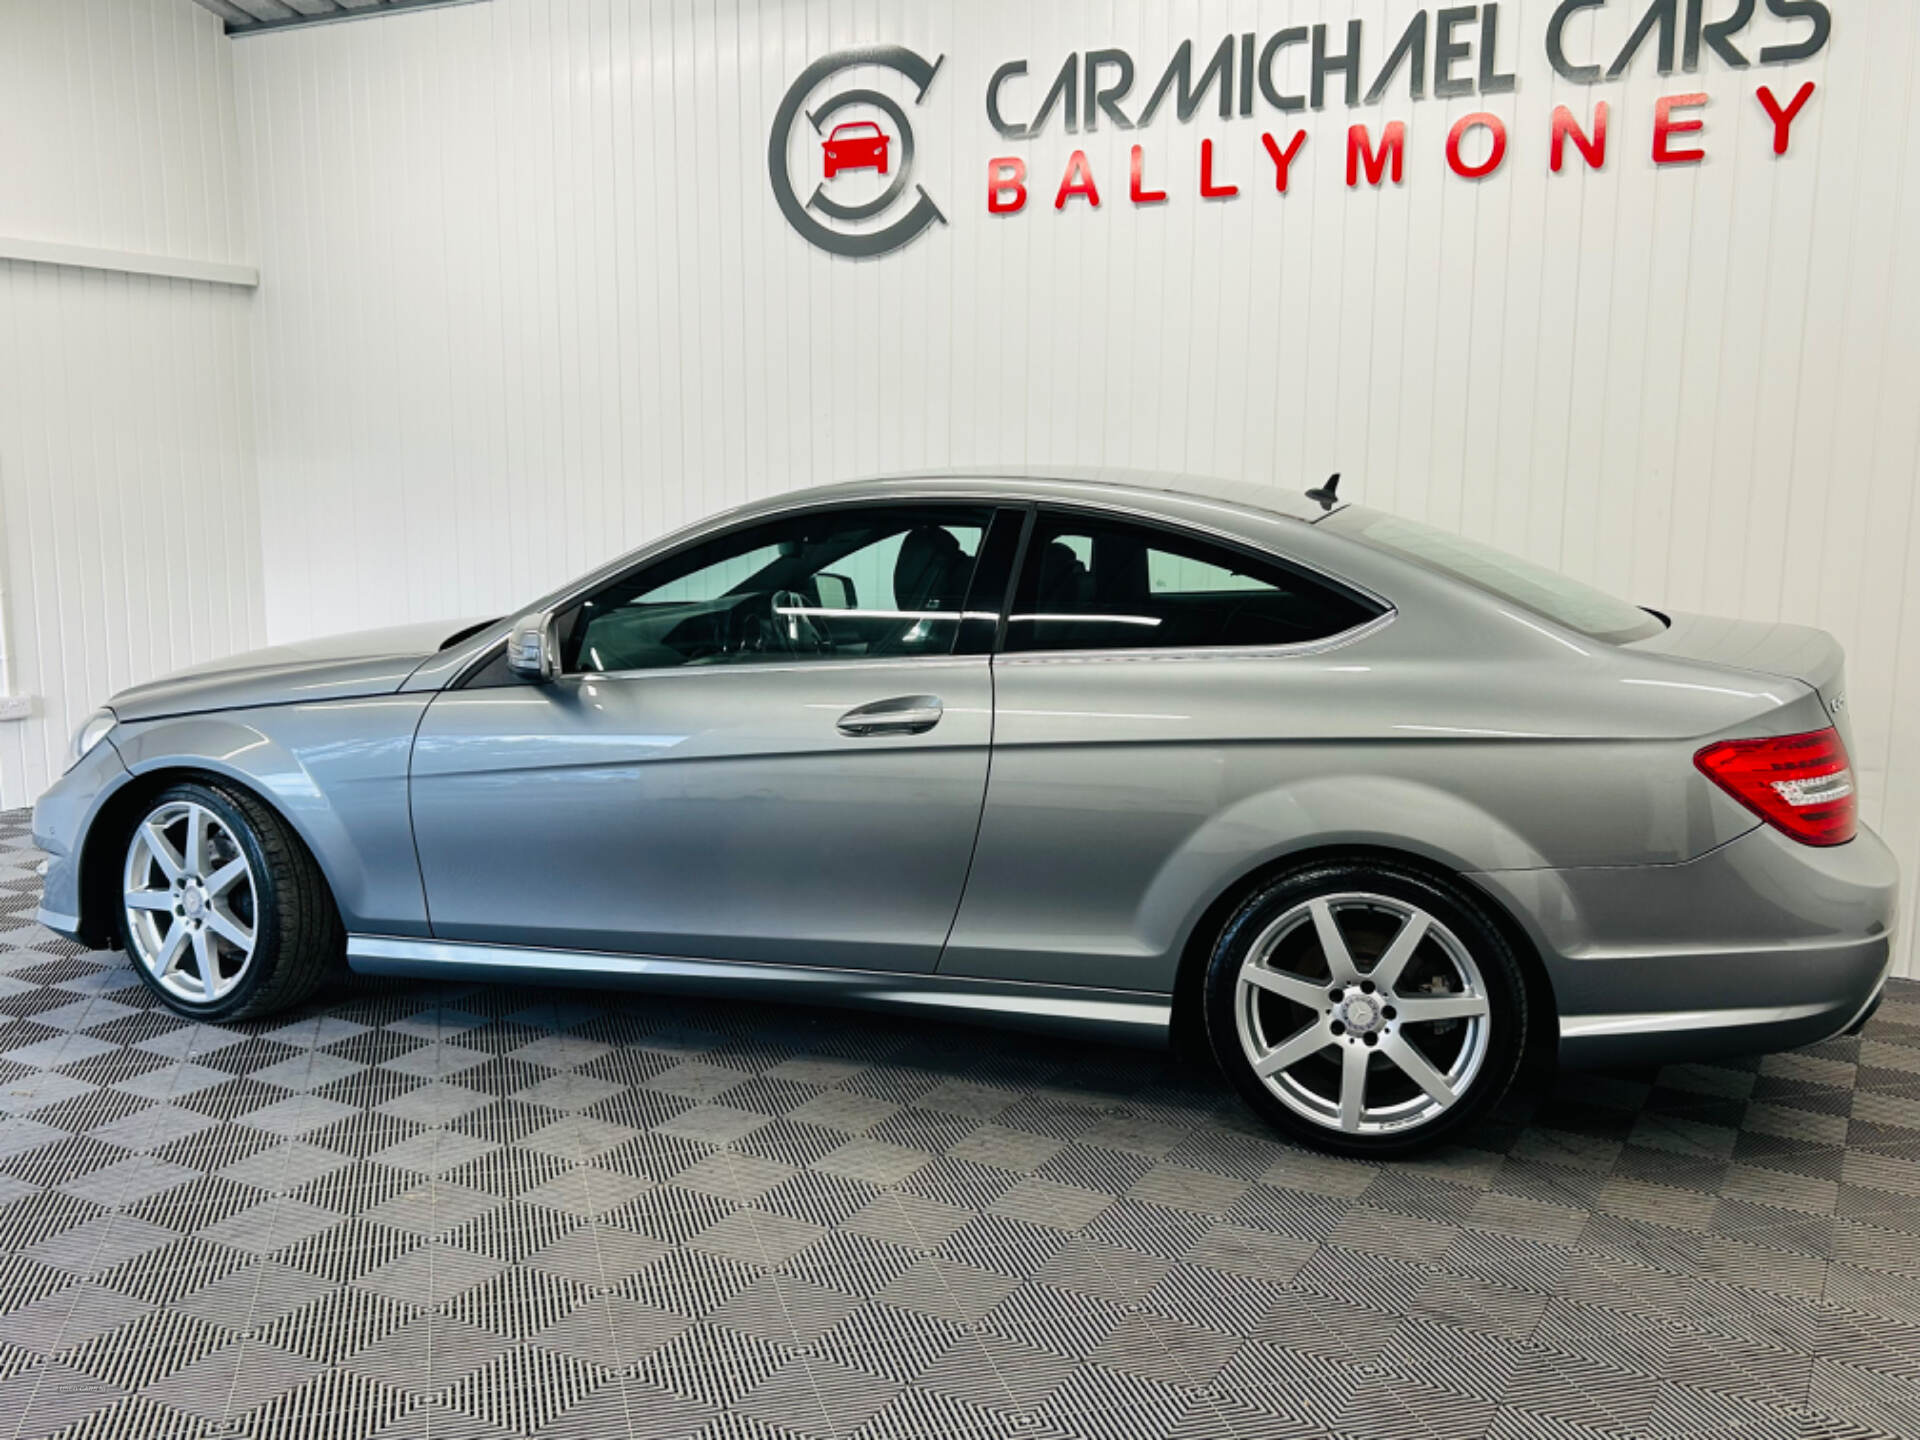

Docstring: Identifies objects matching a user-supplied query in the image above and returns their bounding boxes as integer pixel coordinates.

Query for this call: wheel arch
[1167,842,1560,1065]
[76,763,347,950]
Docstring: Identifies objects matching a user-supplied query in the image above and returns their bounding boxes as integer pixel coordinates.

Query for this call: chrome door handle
[837,695,944,737]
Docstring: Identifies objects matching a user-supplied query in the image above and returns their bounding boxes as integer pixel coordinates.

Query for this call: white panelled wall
[0,0,265,808]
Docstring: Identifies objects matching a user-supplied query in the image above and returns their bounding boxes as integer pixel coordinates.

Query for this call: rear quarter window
[1329,510,1665,645]
[1005,511,1385,654]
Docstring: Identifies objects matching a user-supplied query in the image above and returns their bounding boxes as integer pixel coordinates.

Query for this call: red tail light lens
[1695,727,1857,847]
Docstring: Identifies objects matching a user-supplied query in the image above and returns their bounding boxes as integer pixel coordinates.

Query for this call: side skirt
[347,935,1173,1047]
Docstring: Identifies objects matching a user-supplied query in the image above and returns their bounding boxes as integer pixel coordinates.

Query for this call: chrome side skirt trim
[347,936,1172,1045]
[34,906,81,936]
[1559,1001,1833,1040]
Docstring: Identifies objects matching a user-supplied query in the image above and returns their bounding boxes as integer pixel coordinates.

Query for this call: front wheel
[1202,861,1528,1158]
[120,782,343,1021]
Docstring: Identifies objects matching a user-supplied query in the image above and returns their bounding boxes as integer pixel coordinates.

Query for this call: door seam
[405,690,439,939]
[934,653,995,973]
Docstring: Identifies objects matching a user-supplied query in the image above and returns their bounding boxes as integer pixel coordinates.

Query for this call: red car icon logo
[823,120,889,179]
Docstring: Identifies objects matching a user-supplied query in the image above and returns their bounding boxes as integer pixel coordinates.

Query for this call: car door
[409,502,1023,973]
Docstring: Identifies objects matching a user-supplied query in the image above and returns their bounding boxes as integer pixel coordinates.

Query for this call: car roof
[764,467,1338,527]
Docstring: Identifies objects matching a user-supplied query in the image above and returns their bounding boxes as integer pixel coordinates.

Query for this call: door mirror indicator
[505,612,559,683]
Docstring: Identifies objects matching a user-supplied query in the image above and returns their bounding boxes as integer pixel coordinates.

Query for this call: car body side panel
[941,747,1563,991]
[938,612,1814,992]
[105,699,433,937]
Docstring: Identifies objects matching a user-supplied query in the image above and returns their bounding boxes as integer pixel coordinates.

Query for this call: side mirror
[505,611,559,682]
[816,572,857,610]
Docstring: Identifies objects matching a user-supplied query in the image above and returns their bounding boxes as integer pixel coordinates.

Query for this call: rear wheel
[1202,861,1527,1157]
[120,782,342,1021]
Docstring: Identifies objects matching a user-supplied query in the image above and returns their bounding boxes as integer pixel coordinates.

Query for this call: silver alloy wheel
[122,801,258,1005]
[1234,892,1492,1136]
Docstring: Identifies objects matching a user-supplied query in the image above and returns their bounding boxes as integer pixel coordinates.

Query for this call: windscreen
[1330,510,1666,644]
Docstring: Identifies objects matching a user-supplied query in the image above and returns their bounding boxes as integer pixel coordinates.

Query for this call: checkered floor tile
[0,809,1915,1439]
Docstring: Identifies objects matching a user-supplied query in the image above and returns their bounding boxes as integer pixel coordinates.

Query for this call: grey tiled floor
[0,811,1916,1438]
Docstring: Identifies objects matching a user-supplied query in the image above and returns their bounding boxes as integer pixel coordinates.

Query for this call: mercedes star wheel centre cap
[1341,993,1382,1033]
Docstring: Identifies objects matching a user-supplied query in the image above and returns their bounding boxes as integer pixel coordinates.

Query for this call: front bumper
[1476,822,1900,1070]
[30,736,131,943]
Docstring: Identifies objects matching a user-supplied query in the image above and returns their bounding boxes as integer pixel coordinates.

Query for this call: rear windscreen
[1329,510,1666,644]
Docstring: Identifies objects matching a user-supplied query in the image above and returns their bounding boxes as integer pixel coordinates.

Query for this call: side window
[1005,512,1382,654]
[559,505,997,674]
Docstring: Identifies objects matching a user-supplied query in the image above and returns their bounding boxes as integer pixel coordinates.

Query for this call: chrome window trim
[992,607,1398,667]
[568,652,993,685]
[451,637,998,693]
[426,484,1396,685]
[544,609,1393,681]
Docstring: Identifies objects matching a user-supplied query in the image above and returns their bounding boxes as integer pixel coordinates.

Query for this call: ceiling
[192,0,481,35]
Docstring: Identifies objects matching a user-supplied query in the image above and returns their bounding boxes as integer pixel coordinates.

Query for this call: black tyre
[117,781,343,1022]
[1202,860,1528,1158]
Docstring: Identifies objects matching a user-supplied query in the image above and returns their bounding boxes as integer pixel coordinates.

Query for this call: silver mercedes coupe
[33,471,1898,1155]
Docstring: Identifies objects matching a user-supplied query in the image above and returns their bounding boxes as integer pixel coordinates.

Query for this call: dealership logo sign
[768,46,947,258]
[773,2,1831,253]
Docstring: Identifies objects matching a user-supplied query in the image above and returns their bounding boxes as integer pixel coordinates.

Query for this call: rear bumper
[1550,940,1891,1067]
[1474,822,1900,1070]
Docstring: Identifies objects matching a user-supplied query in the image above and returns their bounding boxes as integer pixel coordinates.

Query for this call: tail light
[1695,727,1857,847]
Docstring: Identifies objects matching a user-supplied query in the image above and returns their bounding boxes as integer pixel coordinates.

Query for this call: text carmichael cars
[34,471,1897,1156]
